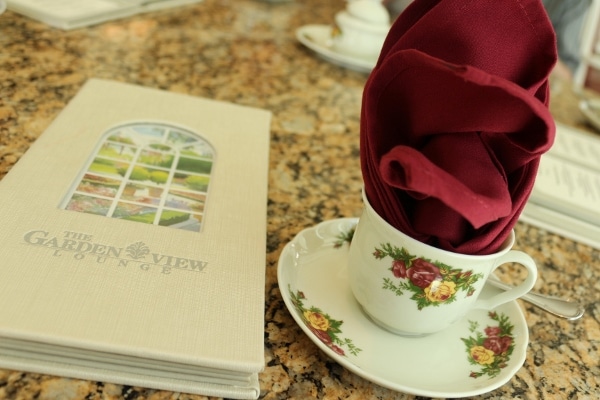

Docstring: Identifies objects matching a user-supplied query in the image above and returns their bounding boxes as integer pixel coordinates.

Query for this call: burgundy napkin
[360,0,557,255]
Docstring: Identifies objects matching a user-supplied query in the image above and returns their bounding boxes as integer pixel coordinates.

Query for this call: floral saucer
[277,218,529,397]
[296,25,376,73]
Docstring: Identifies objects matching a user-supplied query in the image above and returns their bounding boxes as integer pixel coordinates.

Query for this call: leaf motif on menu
[126,241,150,260]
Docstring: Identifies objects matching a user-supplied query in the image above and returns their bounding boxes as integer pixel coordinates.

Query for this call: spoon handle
[486,278,585,320]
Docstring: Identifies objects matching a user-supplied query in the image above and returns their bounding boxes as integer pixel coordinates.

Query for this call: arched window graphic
[62,122,215,232]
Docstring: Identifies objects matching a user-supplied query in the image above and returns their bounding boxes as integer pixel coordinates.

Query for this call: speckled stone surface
[0,1,599,399]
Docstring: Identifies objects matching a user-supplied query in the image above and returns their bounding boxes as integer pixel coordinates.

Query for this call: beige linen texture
[0,79,271,399]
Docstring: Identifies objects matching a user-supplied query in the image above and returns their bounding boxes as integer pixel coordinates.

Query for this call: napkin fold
[361,0,557,255]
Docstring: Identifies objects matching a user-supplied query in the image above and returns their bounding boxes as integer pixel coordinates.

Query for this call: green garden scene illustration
[63,122,215,232]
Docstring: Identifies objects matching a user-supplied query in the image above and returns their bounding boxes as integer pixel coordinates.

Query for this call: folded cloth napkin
[360,0,557,255]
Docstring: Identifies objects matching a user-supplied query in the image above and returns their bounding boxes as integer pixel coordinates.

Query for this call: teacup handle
[474,250,538,310]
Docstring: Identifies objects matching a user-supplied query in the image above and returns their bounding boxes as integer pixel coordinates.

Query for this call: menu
[0,79,271,399]
[6,0,203,30]
[521,123,600,249]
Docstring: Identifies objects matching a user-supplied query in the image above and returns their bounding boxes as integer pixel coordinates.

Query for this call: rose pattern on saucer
[372,243,484,310]
[289,286,362,357]
[462,311,515,378]
[334,226,355,248]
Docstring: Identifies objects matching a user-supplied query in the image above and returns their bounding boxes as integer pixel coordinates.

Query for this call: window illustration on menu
[61,122,215,232]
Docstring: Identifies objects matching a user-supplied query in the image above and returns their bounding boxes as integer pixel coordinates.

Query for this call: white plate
[277,218,529,397]
[296,24,376,73]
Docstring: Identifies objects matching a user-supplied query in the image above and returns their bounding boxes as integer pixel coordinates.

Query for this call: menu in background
[6,0,203,30]
[521,123,600,249]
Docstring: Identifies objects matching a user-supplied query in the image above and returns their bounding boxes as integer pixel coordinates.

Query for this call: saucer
[296,25,377,73]
[277,218,529,397]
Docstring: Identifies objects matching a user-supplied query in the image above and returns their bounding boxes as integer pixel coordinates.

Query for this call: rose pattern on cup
[372,243,484,310]
[289,286,362,357]
[462,311,515,378]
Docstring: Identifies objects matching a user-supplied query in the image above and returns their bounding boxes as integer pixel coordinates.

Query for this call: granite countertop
[0,1,599,399]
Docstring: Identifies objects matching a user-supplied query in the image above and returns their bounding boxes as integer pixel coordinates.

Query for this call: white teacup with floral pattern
[348,190,537,337]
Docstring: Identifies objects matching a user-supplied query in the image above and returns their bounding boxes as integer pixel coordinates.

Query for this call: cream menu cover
[520,123,600,250]
[0,79,271,399]
[6,0,204,30]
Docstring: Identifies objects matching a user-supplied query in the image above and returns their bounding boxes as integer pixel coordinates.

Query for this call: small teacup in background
[331,0,391,59]
[348,190,537,337]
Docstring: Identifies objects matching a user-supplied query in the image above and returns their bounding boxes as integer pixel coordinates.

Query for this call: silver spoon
[487,277,585,320]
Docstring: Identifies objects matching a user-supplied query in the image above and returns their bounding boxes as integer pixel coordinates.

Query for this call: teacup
[331,3,390,59]
[348,190,537,337]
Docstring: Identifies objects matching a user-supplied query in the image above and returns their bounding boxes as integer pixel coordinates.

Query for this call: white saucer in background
[296,24,377,73]
[277,218,529,398]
